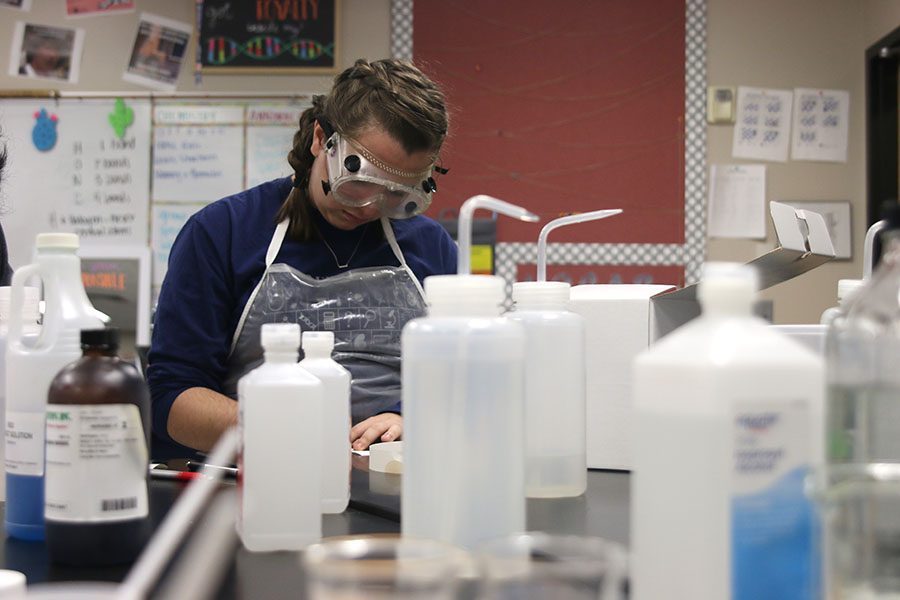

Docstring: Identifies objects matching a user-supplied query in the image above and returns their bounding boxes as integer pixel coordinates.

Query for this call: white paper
[732,87,793,162]
[708,164,767,239]
[152,124,245,202]
[245,103,308,188]
[791,88,849,163]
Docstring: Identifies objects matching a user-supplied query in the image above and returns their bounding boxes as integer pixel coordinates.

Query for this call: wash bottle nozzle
[457,195,539,275]
[536,210,622,282]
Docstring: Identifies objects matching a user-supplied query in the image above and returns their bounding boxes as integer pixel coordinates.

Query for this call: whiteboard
[0,98,151,268]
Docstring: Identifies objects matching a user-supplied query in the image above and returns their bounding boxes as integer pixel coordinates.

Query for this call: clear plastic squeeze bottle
[508,209,621,498]
[402,195,538,550]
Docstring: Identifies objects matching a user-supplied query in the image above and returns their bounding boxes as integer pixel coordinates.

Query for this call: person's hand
[350,413,402,451]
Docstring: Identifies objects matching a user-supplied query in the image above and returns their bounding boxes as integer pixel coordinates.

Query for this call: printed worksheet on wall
[732,87,793,163]
[791,88,849,163]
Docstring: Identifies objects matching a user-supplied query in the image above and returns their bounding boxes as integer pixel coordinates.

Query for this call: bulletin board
[197,0,339,72]
[410,0,694,287]
[0,93,311,296]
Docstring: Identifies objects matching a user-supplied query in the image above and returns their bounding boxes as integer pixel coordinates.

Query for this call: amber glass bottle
[45,328,150,566]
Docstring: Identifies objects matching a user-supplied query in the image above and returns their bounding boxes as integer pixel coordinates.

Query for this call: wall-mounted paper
[708,164,766,239]
[791,88,849,163]
[732,87,793,163]
[151,203,204,286]
[245,103,307,188]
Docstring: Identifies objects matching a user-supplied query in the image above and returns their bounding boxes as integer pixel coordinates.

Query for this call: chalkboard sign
[198,0,339,73]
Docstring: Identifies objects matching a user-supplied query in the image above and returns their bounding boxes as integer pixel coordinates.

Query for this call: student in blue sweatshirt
[148,59,457,460]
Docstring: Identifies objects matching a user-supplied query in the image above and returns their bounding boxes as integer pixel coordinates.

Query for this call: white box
[571,202,835,470]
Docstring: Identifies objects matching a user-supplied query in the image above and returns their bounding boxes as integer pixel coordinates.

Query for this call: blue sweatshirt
[147,177,458,460]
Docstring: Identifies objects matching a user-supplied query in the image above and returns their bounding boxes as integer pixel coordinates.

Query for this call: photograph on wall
[8,22,84,83]
[122,12,191,90]
[0,0,32,10]
[198,0,338,72]
[66,0,134,17]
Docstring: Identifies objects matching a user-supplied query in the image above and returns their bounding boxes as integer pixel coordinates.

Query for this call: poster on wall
[8,22,84,83]
[197,0,339,72]
[122,13,191,90]
[0,0,32,10]
[66,0,134,17]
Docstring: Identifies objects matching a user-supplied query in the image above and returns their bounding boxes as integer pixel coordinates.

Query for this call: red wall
[414,1,686,245]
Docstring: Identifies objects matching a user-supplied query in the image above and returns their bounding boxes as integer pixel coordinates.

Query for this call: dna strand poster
[198,0,338,72]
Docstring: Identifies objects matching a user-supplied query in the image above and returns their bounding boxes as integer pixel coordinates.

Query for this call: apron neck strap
[266,219,290,268]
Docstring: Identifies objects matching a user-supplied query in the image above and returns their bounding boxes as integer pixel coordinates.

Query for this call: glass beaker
[302,534,469,600]
[813,463,900,598]
[476,532,628,600]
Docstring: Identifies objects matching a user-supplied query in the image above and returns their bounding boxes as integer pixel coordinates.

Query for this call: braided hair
[275,58,449,240]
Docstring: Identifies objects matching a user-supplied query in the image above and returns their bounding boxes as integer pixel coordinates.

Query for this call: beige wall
[707,0,900,324]
[0,0,391,93]
[3,0,900,324]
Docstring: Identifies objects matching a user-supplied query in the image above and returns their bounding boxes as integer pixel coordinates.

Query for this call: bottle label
[6,411,46,476]
[731,400,818,600]
[45,404,149,522]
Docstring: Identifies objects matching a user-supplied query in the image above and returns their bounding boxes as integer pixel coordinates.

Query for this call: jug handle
[8,263,42,351]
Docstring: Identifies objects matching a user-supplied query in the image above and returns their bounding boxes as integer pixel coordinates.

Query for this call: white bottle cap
[0,286,40,325]
[697,262,758,310]
[35,233,79,250]
[512,281,570,306]
[260,323,301,352]
[0,569,26,597]
[837,278,863,302]
[302,330,335,355]
[425,274,506,308]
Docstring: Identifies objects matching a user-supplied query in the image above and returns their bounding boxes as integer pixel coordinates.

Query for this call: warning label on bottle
[45,404,148,522]
[6,411,46,476]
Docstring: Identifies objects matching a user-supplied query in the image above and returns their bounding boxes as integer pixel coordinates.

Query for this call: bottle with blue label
[631,263,824,600]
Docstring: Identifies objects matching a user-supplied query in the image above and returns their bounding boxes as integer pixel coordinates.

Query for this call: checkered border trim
[391,0,413,60]
[683,0,707,284]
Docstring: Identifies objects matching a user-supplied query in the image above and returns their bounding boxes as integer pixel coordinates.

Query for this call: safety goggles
[322,132,440,219]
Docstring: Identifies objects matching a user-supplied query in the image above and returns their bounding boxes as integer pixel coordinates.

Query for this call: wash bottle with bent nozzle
[508,209,621,498]
[401,195,538,550]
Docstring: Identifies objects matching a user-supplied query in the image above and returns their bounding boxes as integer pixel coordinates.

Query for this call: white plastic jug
[402,195,537,550]
[299,330,351,514]
[238,323,323,552]
[5,233,106,541]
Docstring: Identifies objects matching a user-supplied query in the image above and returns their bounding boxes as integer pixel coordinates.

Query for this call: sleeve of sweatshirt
[146,207,236,446]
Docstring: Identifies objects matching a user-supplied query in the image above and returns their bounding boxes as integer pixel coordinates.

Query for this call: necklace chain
[316,222,370,269]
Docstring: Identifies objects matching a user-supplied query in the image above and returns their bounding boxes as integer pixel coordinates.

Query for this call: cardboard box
[570,202,835,470]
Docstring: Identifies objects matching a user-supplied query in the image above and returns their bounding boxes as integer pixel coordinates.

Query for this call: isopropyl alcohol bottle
[507,210,620,498]
[299,331,351,514]
[632,263,824,600]
[6,233,107,541]
[402,195,537,550]
[45,328,150,566]
[238,323,323,552]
